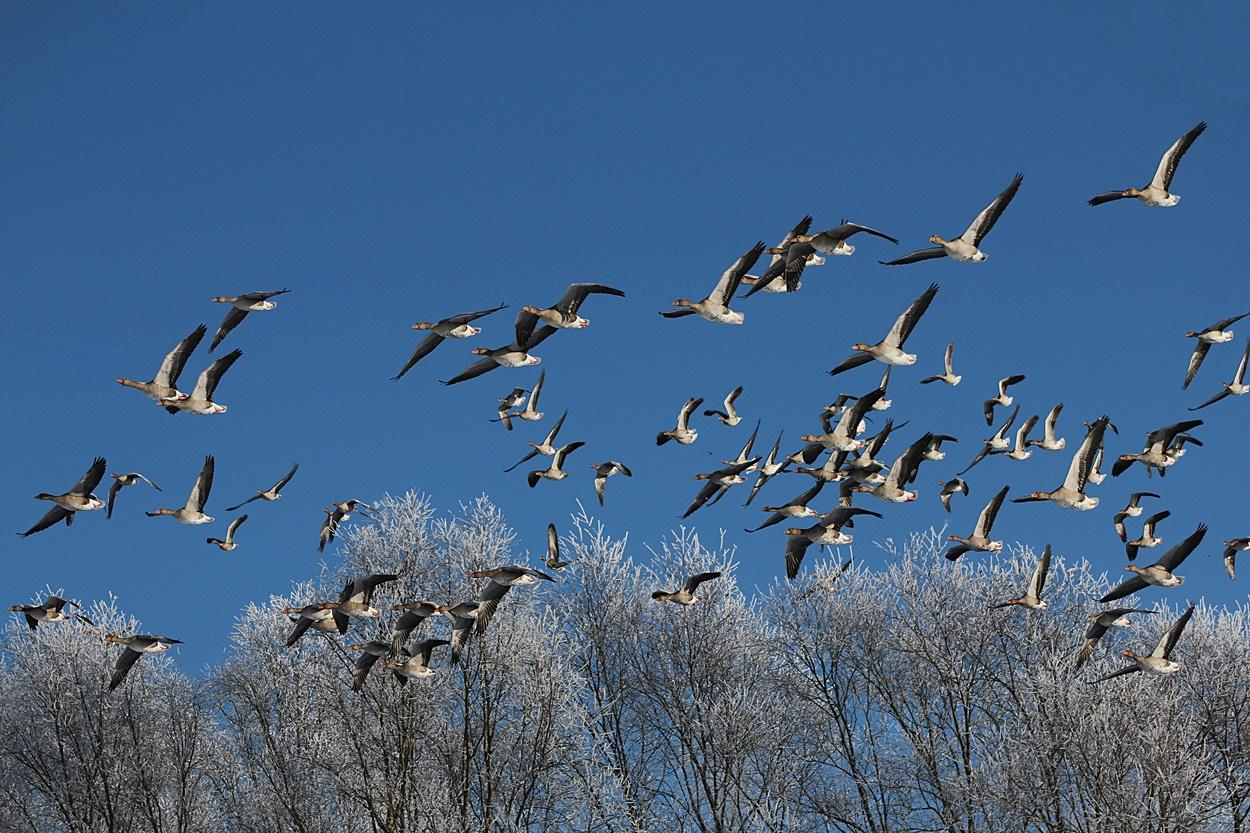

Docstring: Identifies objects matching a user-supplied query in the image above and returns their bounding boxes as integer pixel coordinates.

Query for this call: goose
[494,370,546,428]
[1190,339,1250,409]
[652,571,722,605]
[345,640,392,690]
[495,386,529,430]
[745,432,788,506]
[1088,121,1206,207]
[790,448,852,485]
[1086,447,1108,485]
[226,463,299,511]
[389,601,438,654]
[9,595,79,629]
[319,574,399,620]
[982,375,1026,425]
[923,434,957,462]
[745,481,824,533]
[160,349,243,415]
[316,500,370,553]
[440,311,558,385]
[1183,312,1248,389]
[527,441,586,488]
[435,602,479,664]
[992,544,1052,610]
[945,485,1009,561]
[280,603,348,647]
[1114,492,1160,541]
[855,432,933,503]
[468,565,556,632]
[1075,607,1158,669]
[682,458,759,518]
[317,509,337,552]
[19,457,107,537]
[920,342,961,385]
[209,289,290,351]
[1012,416,1109,510]
[753,221,898,294]
[829,284,939,375]
[116,324,207,403]
[721,421,760,472]
[105,633,183,690]
[504,410,569,472]
[1165,433,1202,463]
[656,397,703,446]
[784,507,883,579]
[1026,402,1066,451]
[544,523,572,571]
[106,472,160,519]
[1002,415,1038,461]
[1126,510,1170,562]
[1099,524,1206,602]
[590,461,632,506]
[381,639,451,682]
[393,303,507,380]
[660,241,765,324]
[146,455,215,524]
[522,283,625,328]
[1223,538,1248,581]
[206,514,248,551]
[959,405,1020,474]
[938,477,969,513]
[1112,419,1203,477]
[704,386,744,426]
[1093,606,1195,683]
[802,389,885,452]
[882,173,1023,265]
[741,215,819,297]
[873,367,893,410]
[847,419,907,474]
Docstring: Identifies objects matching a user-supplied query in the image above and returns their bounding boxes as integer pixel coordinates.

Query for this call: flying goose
[161,349,243,415]
[922,433,957,462]
[660,242,765,324]
[704,386,744,426]
[1112,419,1203,477]
[146,456,215,524]
[882,173,1023,265]
[1088,121,1206,207]
[467,565,556,632]
[226,463,299,511]
[657,397,703,446]
[393,303,507,380]
[945,485,1010,561]
[829,284,939,375]
[1223,538,1247,581]
[784,507,883,579]
[504,409,569,472]
[440,311,558,385]
[346,640,392,690]
[802,389,885,452]
[495,386,528,429]
[494,370,546,428]
[106,472,160,519]
[753,221,899,294]
[435,602,480,664]
[590,461,632,506]
[544,524,572,571]
[1126,510,1171,562]
[316,499,371,553]
[1075,607,1157,669]
[1114,492,1160,541]
[982,375,1026,425]
[319,574,399,620]
[682,458,759,518]
[1099,524,1206,602]
[1190,339,1250,410]
[527,441,586,488]
[652,571,722,605]
[209,289,290,351]
[105,633,183,690]
[9,595,79,629]
[992,544,1052,610]
[1183,313,1248,389]
[959,405,1021,474]
[206,514,248,551]
[1001,415,1038,462]
[745,481,825,533]
[920,342,961,385]
[280,603,348,646]
[522,283,625,328]
[938,477,969,513]
[382,639,451,682]
[745,432,789,506]
[1026,402,1066,451]
[19,457,107,538]
[1012,416,1109,510]
[389,601,437,654]
[741,215,819,296]
[722,421,760,471]
[116,324,207,403]
[855,432,933,503]
[1092,606,1195,683]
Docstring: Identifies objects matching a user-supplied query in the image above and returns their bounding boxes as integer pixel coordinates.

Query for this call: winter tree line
[2,491,1248,833]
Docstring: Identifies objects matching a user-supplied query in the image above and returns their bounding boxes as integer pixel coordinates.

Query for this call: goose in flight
[9,595,79,629]
[982,374,1026,425]
[1092,606,1195,683]
[19,457,107,538]
[855,432,933,503]
[468,565,556,632]
[745,432,789,506]
[1190,339,1250,409]
[751,221,898,294]
[105,633,183,691]
[959,405,1020,474]
[393,303,506,381]
[721,421,759,472]
[1099,524,1206,602]
[346,640,392,690]
[652,571,722,605]
[1113,492,1161,541]
[802,389,885,452]
[920,342,961,386]
[280,603,348,647]
[938,477,969,513]
[440,311,558,385]
[503,409,568,472]
[527,441,586,488]
[316,499,372,552]
[1125,510,1170,562]
[319,574,399,620]
[783,507,883,579]
[590,460,632,506]
[522,283,625,328]
[495,386,528,430]
[1223,538,1248,581]
[1012,416,1110,510]
[1111,419,1203,477]
[382,639,451,682]
[226,463,299,511]
[1001,414,1038,462]
[681,458,759,518]
[389,601,438,654]
[829,284,939,375]
[146,455,215,524]
[209,289,290,351]
[115,324,207,403]
[660,242,765,324]
[992,544,1052,610]
[1088,121,1206,207]
[945,485,1009,561]
[106,472,161,519]
[206,514,248,551]
[494,371,545,429]
[745,481,824,533]
[704,386,744,426]
[1183,312,1248,389]
[161,349,243,415]
[882,173,1022,265]
[1075,607,1157,669]
[544,523,572,571]
[741,215,820,296]
[657,397,703,446]
[1026,402,1066,451]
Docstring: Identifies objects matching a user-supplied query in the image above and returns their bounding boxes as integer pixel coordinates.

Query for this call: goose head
[470,347,490,356]
[929,235,946,246]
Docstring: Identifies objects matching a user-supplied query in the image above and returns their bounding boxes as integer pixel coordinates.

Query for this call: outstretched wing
[960,172,1023,247]
[1151,121,1206,192]
[71,457,107,495]
[880,247,945,266]
[711,242,766,306]
[210,307,249,352]
[392,333,444,381]
[155,324,208,388]
[441,358,500,386]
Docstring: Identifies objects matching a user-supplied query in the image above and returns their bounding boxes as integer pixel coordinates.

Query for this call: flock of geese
[11,119,1244,690]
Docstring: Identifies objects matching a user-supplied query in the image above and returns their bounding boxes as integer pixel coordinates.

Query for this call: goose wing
[210,307,249,352]
[194,349,242,400]
[474,581,512,633]
[1184,342,1211,389]
[974,485,1010,538]
[1092,664,1141,683]
[1087,191,1133,207]
[944,342,955,375]
[106,479,123,519]
[71,457,107,495]
[555,283,625,316]
[681,571,722,595]
[1062,417,1108,492]
[815,222,899,250]
[1153,605,1195,659]
[1013,415,1038,449]
[540,409,568,446]
[1098,575,1150,604]
[785,535,814,580]
[1193,388,1234,411]
[225,513,248,541]
[880,247,944,266]
[154,324,208,389]
[109,648,144,690]
[547,524,560,561]
[828,353,876,376]
[392,333,445,380]
[441,357,501,386]
[552,441,585,470]
[1043,402,1063,440]
[445,303,507,327]
[710,242,766,306]
[527,370,545,411]
[882,283,939,349]
[1235,339,1250,385]
[417,638,450,666]
[186,456,215,513]
[998,374,1026,396]
[677,397,703,430]
[272,463,300,493]
[1150,121,1206,192]
[1153,523,1205,572]
[1028,544,1052,599]
[959,172,1022,247]
[19,505,72,537]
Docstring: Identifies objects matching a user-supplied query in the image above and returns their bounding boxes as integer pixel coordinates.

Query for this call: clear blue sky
[4,3,1249,671]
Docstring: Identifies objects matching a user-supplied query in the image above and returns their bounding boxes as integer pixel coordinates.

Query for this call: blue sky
[4,3,1249,671]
